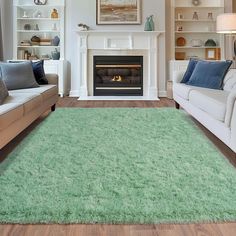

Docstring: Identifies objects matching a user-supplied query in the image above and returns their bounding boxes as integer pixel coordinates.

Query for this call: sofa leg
[175,101,180,109]
[51,104,56,112]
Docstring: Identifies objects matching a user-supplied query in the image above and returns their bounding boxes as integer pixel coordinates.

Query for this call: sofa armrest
[225,89,236,127]
[46,74,58,85]
[230,100,236,152]
[173,71,185,84]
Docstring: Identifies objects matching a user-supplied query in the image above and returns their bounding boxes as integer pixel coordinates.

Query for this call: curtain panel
[0,7,3,61]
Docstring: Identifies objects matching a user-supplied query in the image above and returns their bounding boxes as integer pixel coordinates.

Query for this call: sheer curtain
[0,6,3,61]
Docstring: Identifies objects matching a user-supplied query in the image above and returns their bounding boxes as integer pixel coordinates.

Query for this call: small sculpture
[192,12,199,20]
[22,11,29,18]
[177,26,183,31]
[51,9,59,19]
[78,23,90,31]
[208,13,213,20]
[34,24,39,31]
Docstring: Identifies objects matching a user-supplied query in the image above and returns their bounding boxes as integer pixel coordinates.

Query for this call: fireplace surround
[94,56,143,96]
[72,30,164,100]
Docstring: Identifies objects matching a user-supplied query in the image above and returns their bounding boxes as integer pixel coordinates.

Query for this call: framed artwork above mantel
[96,0,141,25]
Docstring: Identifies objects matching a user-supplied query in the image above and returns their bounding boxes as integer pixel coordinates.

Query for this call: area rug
[0,108,236,224]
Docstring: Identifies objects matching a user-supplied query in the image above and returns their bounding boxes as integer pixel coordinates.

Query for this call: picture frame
[205,48,221,60]
[96,0,141,25]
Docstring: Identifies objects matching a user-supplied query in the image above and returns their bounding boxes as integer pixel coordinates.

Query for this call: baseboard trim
[69,90,80,97]
[159,91,167,97]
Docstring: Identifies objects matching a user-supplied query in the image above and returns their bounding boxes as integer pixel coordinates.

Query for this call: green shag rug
[0,108,236,224]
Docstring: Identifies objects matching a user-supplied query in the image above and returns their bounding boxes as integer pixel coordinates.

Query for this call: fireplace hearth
[94,56,143,96]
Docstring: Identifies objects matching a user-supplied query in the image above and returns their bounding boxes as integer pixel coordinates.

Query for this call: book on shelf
[39,42,52,46]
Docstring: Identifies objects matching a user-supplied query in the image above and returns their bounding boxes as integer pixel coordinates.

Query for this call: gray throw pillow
[0,61,39,90]
[0,78,9,105]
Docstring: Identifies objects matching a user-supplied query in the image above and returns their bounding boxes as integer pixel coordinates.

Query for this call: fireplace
[94,56,143,96]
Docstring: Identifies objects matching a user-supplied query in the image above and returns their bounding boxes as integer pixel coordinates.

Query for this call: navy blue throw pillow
[181,58,199,83]
[186,60,232,90]
[32,60,48,85]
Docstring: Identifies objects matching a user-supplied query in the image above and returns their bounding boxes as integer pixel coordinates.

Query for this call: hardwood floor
[0,97,236,236]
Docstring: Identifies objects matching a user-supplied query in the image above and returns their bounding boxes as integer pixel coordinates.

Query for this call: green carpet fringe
[0,108,236,224]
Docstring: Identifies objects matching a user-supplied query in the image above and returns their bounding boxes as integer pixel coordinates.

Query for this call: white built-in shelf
[75,30,165,34]
[13,0,67,97]
[17,46,60,48]
[15,5,63,8]
[175,31,217,33]
[170,0,225,69]
[17,18,60,21]
[175,6,224,9]
[175,19,216,22]
[17,30,60,33]
[175,46,220,49]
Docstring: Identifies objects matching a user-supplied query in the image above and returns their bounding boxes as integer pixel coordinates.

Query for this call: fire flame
[112,76,123,82]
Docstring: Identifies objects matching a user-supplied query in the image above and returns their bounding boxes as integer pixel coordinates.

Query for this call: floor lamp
[217,13,236,58]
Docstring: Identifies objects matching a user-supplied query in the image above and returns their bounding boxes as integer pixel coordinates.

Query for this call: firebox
[94,56,143,96]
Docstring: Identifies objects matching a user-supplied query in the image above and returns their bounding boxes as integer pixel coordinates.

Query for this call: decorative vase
[205,39,217,47]
[149,15,155,31]
[24,24,31,30]
[51,48,60,60]
[51,9,59,19]
[144,15,154,31]
[31,35,40,46]
[144,17,151,31]
[52,36,60,46]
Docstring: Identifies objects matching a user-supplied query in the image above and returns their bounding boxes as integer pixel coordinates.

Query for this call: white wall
[1,0,235,95]
[1,0,167,95]
[1,0,13,61]
[66,0,167,96]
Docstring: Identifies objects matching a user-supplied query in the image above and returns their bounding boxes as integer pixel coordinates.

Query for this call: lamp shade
[217,13,236,34]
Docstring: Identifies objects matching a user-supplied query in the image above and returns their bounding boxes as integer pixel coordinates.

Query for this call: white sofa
[0,74,58,149]
[173,69,236,153]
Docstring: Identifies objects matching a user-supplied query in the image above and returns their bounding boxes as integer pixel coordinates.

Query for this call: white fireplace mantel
[70,30,164,100]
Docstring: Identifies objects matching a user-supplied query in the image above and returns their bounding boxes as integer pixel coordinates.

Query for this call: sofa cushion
[223,69,236,92]
[173,83,195,100]
[0,103,24,131]
[10,85,57,102]
[5,92,43,114]
[0,61,39,90]
[32,61,48,85]
[181,58,199,84]
[0,78,9,105]
[189,89,229,122]
[186,60,232,90]
[173,83,212,101]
